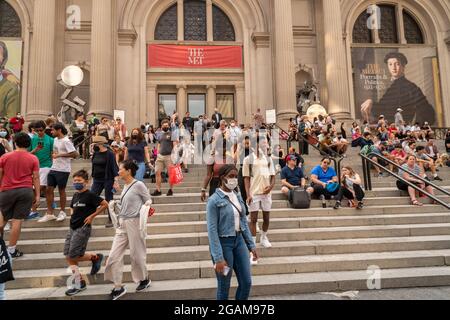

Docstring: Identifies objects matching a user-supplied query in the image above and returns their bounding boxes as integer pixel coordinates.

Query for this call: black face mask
[162,127,169,132]
[93,146,100,153]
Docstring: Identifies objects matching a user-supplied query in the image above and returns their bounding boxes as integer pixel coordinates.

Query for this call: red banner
[148,44,243,69]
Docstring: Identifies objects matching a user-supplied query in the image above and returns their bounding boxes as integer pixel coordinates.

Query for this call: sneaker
[26,212,40,221]
[256,223,260,233]
[56,211,67,222]
[38,215,56,223]
[357,202,364,210]
[166,189,173,197]
[110,287,127,300]
[320,195,327,208]
[249,252,258,265]
[136,279,151,292]
[65,280,87,296]
[260,235,272,248]
[90,253,104,275]
[333,201,341,210]
[433,176,443,181]
[9,249,24,259]
[151,190,162,197]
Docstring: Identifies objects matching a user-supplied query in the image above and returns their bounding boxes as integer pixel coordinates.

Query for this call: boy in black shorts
[64,170,108,296]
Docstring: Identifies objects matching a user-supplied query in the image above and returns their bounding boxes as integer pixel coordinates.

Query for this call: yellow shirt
[242,152,275,196]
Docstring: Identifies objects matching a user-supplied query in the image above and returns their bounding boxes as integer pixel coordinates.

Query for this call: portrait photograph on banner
[0,39,22,118]
[352,47,443,126]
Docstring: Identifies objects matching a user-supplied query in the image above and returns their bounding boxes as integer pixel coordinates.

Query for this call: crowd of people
[0,107,449,301]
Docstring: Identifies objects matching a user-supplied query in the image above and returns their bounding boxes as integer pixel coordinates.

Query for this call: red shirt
[391,149,406,158]
[0,151,39,191]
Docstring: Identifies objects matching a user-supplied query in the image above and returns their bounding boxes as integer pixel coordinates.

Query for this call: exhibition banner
[148,44,243,69]
[352,47,442,125]
[0,39,22,118]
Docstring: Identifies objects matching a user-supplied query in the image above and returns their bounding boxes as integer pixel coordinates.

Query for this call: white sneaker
[56,211,67,222]
[260,235,272,248]
[249,252,258,265]
[256,223,260,233]
[38,215,57,223]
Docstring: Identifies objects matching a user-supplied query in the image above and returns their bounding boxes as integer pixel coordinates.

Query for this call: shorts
[64,225,92,259]
[39,168,51,186]
[155,154,172,172]
[0,188,34,221]
[248,194,272,212]
[47,171,70,188]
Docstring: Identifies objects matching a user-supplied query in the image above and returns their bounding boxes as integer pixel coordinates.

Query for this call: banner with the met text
[148,44,243,69]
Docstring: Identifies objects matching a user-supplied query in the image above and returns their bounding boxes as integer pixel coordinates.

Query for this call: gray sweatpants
[104,218,148,286]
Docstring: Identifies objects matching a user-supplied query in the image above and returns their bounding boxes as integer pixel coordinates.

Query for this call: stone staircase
[4,142,450,300]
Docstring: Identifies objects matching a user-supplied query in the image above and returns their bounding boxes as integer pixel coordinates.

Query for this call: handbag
[0,236,14,284]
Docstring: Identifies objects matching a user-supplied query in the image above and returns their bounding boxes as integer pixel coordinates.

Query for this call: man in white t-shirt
[243,136,275,255]
[38,123,78,223]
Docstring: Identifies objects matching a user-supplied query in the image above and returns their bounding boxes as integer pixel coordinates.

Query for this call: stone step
[6,249,450,290]
[7,213,450,241]
[12,222,450,253]
[7,266,450,300]
[11,236,450,271]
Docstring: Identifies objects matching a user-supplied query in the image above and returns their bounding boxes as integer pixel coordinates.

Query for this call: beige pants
[104,218,148,286]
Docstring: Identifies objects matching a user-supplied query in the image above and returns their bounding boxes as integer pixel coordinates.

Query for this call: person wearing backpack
[243,136,275,256]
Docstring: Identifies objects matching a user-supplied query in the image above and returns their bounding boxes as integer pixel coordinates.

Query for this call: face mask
[225,178,238,190]
[93,145,100,152]
[162,127,169,132]
[0,132,7,138]
[73,183,85,191]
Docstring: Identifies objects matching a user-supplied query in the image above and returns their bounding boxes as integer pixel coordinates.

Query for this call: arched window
[403,10,424,44]
[154,4,178,41]
[352,4,424,44]
[213,5,235,41]
[184,0,207,41]
[0,0,21,38]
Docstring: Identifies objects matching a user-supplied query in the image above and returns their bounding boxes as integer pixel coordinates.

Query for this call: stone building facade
[1,0,450,129]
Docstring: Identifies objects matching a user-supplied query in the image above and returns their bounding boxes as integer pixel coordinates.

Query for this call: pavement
[252,286,450,300]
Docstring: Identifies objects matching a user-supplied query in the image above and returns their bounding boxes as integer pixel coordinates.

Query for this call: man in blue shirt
[310,157,340,207]
[280,155,306,196]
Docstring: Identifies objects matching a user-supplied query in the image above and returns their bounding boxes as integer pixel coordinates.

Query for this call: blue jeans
[215,234,252,300]
[135,162,146,181]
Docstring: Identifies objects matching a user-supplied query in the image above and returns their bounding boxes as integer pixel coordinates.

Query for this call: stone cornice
[252,32,270,48]
[118,28,137,46]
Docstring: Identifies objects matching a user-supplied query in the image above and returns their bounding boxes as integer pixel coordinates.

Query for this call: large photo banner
[148,44,243,69]
[352,47,442,126]
[0,39,22,118]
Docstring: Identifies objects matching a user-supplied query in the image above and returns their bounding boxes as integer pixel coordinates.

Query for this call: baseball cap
[397,108,403,112]
[286,155,297,162]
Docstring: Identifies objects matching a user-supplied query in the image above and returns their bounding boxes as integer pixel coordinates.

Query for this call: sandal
[412,200,423,207]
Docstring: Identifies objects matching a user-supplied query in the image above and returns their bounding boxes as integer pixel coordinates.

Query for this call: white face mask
[225,178,238,190]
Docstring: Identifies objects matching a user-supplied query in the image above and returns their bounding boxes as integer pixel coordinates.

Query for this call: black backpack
[288,187,311,209]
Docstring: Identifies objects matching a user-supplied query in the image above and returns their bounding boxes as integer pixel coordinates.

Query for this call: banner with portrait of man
[0,39,22,118]
[352,47,443,126]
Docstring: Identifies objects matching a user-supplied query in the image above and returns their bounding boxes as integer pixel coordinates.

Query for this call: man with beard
[360,52,435,125]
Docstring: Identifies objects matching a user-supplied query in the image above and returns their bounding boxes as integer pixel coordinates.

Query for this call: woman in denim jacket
[206,164,258,300]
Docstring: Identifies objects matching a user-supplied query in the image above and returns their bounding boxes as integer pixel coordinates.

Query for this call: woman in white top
[333,166,365,210]
[104,160,152,300]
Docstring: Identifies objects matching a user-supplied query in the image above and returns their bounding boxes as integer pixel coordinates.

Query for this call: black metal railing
[73,133,93,158]
[360,152,450,210]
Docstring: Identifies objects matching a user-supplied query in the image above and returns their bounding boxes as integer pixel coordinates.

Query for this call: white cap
[397,108,403,112]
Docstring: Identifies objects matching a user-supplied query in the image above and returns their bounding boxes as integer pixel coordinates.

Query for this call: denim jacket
[206,189,256,264]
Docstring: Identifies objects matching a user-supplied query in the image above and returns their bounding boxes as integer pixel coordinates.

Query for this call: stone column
[273,0,297,123]
[89,0,113,118]
[147,84,157,126]
[177,0,184,41]
[177,85,187,117]
[206,0,213,42]
[322,0,352,119]
[207,85,216,117]
[235,84,246,124]
[26,0,56,121]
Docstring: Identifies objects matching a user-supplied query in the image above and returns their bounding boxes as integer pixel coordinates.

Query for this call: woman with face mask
[90,136,120,227]
[124,128,151,181]
[206,164,258,300]
[0,128,12,157]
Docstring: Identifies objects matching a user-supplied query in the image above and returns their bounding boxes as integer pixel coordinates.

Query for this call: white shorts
[39,168,51,187]
[248,194,272,212]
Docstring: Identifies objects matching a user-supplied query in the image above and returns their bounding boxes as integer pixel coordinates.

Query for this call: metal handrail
[73,133,94,157]
[360,152,450,210]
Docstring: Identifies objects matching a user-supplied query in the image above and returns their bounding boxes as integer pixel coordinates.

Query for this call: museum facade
[1,0,450,128]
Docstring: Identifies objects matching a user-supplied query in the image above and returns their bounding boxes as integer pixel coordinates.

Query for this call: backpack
[289,188,311,209]
[361,145,377,157]
[247,153,273,178]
